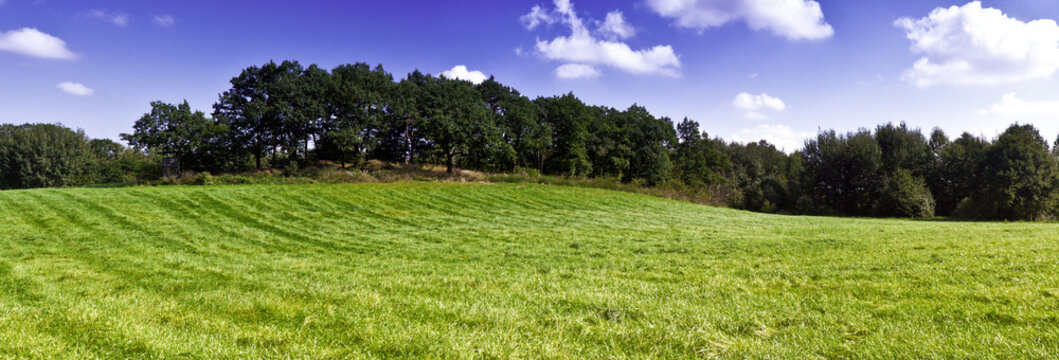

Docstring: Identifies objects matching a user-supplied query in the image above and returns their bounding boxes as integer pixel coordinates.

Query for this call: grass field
[1,183,1058,359]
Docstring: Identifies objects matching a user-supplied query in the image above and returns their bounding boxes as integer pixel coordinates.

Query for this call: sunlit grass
[0,182,1057,358]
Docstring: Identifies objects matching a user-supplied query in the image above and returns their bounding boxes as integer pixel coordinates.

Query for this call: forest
[2,60,1058,220]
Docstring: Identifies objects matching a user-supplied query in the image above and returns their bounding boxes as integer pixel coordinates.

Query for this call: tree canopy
[5,59,1059,220]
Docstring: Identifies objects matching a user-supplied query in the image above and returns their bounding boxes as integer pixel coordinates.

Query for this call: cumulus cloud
[598,11,635,40]
[981,93,1059,118]
[153,15,175,27]
[57,82,94,96]
[440,65,489,84]
[0,28,77,60]
[525,0,681,78]
[731,124,813,153]
[895,2,1059,88]
[646,0,833,40]
[85,10,130,27]
[980,93,1059,139]
[733,92,786,119]
[555,64,601,79]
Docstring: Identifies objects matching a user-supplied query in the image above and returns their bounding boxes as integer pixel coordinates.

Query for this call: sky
[3,0,1059,152]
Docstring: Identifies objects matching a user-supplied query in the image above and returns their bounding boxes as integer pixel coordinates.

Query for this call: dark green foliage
[724,140,792,212]
[213,60,305,169]
[373,71,428,164]
[321,63,391,167]
[11,57,1059,220]
[122,100,227,173]
[934,133,989,216]
[875,122,931,176]
[83,138,146,184]
[802,129,882,216]
[619,106,676,185]
[477,77,546,172]
[584,106,630,179]
[874,169,935,218]
[672,118,728,187]
[0,124,90,189]
[536,93,592,176]
[974,124,1057,220]
[419,75,494,173]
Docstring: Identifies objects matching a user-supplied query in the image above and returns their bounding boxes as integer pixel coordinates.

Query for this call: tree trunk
[404,119,413,164]
[446,150,454,174]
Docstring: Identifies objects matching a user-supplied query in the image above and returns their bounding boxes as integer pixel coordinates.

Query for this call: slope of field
[0,183,1057,359]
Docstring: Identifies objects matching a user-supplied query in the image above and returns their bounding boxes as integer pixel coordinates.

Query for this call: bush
[192,172,215,185]
[0,124,91,189]
[874,169,935,218]
[515,167,541,177]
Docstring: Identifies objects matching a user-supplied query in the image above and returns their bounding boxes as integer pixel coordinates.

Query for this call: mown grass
[0,182,1058,359]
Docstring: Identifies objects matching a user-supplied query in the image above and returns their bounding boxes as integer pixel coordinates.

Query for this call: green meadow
[1,182,1058,359]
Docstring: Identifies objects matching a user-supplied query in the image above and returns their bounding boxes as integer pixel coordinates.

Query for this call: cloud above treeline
[730,124,813,153]
[645,0,834,40]
[982,93,1059,119]
[440,65,488,84]
[521,0,681,79]
[733,92,786,120]
[0,28,77,60]
[895,1,1059,88]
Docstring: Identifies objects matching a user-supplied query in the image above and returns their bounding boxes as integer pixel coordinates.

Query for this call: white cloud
[743,111,768,120]
[0,28,77,60]
[981,93,1059,117]
[646,0,833,40]
[733,92,785,119]
[895,1,1059,88]
[731,124,813,152]
[526,0,681,78]
[521,5,555,30]
[980,93,1059,139]
[153,15,175,27]
[57,82,94,96]
[440,65,489,84]
[555,64,601,79]
[598,11,635,40]
[86,10,130,27]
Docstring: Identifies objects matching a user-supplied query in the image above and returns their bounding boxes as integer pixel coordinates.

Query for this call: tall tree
[323,63,392,167]
[726,140,791,212]
[213,60,303,169]
[477,77,545,171]
[936,133,989,216]
[875,122,930,176]
[621,105,676,185]
[536,93,591,176]
[122,100,226,173]
[976,124,1057,220]
[418,76,490,173]
[673,118,729,187]
[802,129,883,215]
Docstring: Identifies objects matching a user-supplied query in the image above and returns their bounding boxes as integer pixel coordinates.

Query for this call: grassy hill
[1,183,1058,359]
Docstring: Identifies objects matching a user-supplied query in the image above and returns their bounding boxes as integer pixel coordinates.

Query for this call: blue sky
[3,0,1059,151]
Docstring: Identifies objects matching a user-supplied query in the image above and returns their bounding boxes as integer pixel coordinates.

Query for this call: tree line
[3,59,1059,220]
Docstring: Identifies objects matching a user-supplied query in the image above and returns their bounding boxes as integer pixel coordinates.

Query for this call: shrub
[0,124,92,189]
[192,172,215,185]
[874,169,935,218]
